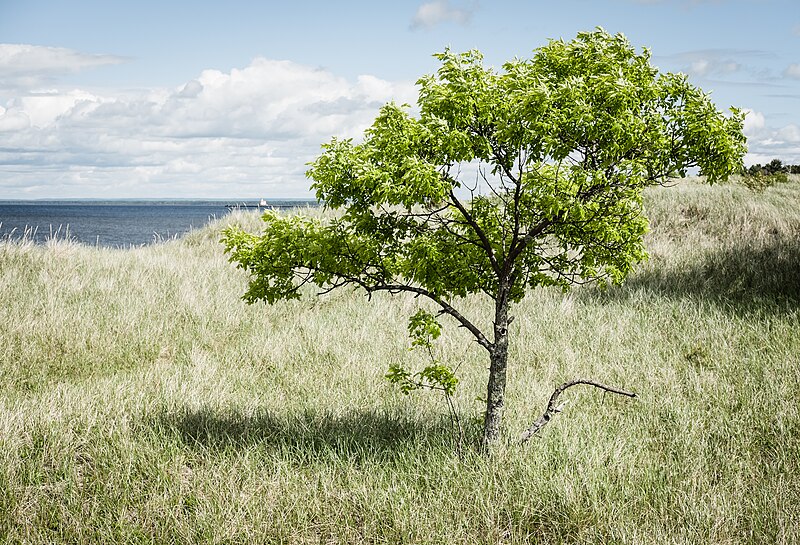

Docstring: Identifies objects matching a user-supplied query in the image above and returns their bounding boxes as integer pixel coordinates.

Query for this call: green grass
[1,178,799,543]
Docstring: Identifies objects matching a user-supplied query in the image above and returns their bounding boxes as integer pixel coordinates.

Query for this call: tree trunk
[482,290,510,448]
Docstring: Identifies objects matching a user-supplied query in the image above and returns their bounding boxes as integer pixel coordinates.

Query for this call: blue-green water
[0,200,317,247]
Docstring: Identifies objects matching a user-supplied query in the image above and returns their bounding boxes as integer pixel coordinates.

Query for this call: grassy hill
[1,178,798,544]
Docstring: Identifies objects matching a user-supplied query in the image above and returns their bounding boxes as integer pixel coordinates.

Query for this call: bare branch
[447,187,502,276]
[519,379,637,443]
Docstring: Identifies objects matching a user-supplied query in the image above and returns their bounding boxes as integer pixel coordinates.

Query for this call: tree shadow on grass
[585,235,800,313]
[149,405,472,463]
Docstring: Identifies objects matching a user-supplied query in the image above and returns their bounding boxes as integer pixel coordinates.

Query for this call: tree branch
[368,283,493,352]
[519,379,637,443]
[505,217,554,266]
[447,187,502,276]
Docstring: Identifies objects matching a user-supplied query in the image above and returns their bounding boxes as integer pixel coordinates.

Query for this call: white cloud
[411,0,473,30]
[8,89,101,128]
[742,108,765,135]
[666,50,742,77]
[777,125,800,143]
[626,0,727,5]
[657,49,774,80]
[0,106,30,132]
[784,63,800,79]
[741,108,800,166]
[0,56,416,199]
[688,58,739,77]
[0,44,126,90]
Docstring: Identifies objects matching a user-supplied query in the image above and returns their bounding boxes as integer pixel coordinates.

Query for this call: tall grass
[1,180,798,543]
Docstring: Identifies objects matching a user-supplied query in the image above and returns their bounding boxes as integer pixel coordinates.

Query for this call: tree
[222,29,746,448]
[766,159,785,174]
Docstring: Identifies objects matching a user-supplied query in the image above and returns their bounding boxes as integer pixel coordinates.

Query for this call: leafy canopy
[223,29,745,345]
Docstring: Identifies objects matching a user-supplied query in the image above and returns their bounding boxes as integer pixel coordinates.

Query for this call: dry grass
[1,179,798,543]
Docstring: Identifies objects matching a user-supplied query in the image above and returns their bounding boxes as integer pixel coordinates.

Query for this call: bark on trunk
[482,287,510,448]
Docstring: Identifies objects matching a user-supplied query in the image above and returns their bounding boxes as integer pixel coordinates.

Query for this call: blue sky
[1,0,798,199]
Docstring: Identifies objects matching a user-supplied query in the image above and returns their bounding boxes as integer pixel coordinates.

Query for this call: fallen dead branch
[520,379,637,443]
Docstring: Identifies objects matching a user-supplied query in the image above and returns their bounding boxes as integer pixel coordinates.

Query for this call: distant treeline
[739,159,797,191]
[744,159,800,175]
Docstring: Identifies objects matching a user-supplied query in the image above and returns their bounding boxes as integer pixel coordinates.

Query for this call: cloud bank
[1,42,798,199]
[0,50,415,199]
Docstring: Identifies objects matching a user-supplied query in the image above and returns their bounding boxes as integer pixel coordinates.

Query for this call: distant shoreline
[0,200,318,247]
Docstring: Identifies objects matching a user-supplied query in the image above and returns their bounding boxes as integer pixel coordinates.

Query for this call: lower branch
[519,379,637,443]
[369,283,493,352]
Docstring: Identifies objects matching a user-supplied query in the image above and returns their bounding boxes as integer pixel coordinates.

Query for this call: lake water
[0,200,317,248]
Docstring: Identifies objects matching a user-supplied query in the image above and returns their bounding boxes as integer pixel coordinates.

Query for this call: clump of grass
[1,179,799,543]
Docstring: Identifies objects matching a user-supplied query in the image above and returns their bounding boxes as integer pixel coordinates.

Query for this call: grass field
[1,177,799,544]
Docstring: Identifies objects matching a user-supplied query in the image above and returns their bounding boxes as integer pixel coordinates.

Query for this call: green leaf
[408,309,441,350]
